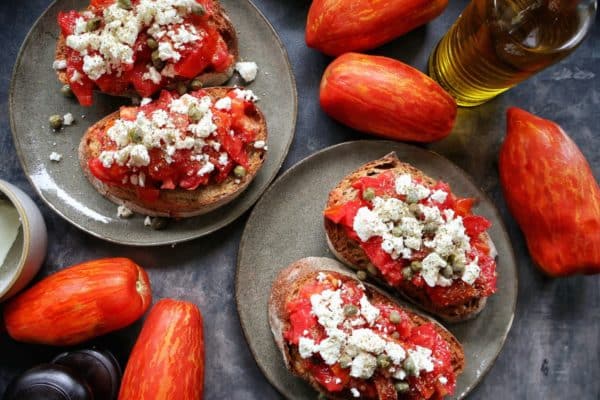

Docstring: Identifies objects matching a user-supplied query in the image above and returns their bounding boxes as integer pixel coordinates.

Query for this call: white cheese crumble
[350,173,483,287]
[253,140,266,149]
[350,353,377,379]
[52,59,67,70]
[350,387,360,398]
[235,61,258,82]
[439,376,448,385]
[117,205,134,219]
[49,152,62,162]
[141,97,152,106]
[214,97,232,111]
[63,113,74,126]
[407,346,435,373]
[142,66,162,84]
[144,216,152,226]
[83,54,107,80]
[233,88,258,102]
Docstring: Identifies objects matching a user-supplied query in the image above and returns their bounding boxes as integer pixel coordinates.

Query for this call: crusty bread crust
[269,257,465,400]
[78,87,267,217]
[324,153,497,323]
[55,0,238,97]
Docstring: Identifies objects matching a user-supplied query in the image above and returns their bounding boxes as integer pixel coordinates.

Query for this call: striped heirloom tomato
[3,258,152,346]
[119,299,205,400]
[320,53,457,143]
[499,108,600,277]
[306,0,449,56]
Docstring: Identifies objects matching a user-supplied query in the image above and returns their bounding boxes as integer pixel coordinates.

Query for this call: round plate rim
[236,140,518,399]
[9,0,298,247]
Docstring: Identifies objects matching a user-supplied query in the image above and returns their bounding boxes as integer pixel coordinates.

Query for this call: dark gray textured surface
[0,1,598,399]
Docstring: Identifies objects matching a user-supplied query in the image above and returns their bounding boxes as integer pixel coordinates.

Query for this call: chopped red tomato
[57,10,78,36]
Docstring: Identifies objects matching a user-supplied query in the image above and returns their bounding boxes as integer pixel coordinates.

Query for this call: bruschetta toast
[269,257,465,400]
[79,87,267,217]
[324,153,498,322]
[55,0,238,106]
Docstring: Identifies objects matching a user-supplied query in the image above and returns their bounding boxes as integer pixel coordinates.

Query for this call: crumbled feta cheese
[49,152,62,162]
[359,296,380,326]
[197,161,215,176]
[420,253,448,287]
[350,353,377,379]
[353,207,388,242]
[63,113,74,126]
[347,329,386,354]
[158,41,181,62]
[83,54,107,81]
[254,140,266,149]
[298,337,317,359]
[318,335,343,365]
[71,70,83,84]
[407,346,435,373]
[141,97,152,106]
[233,88,258,102]
[462,258,481,285]
[430,189,448,204]
[310,289,345,330]
[143,66,162,84]
[235,61,258,82]
[439,376,448,385]
[350,388,360,398]
[117,205,134,219]
[214,97,232,111]
[144,216,152,226]
[385,341,406,364]
[395,174,430,202]
[52,59,67,70]
[128,144,150,167]
[218,152,229,166]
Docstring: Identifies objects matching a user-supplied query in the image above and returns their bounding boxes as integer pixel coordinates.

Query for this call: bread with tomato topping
[78,87,267,217]
[269,257,465,400]
[324,153,498,323]
[55,0,238,104]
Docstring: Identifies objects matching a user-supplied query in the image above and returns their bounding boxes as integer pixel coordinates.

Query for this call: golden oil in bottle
[428,0,597,107]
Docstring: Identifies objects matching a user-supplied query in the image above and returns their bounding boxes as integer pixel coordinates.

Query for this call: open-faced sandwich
[55,0,238,106]
[79,87,266,217]
[269,257,464,400]
[324,153,497,322]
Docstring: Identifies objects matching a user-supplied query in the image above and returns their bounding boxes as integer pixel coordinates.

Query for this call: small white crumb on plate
[235,61,258,82]
[117,205,134,219]
[52,59,67,71]
[144,216,152,226]
[63,113,74,126]
[49,152,62,162]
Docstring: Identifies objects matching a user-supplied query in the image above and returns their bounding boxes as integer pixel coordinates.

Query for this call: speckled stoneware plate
[236,141,517,399]
[9,0,297,246]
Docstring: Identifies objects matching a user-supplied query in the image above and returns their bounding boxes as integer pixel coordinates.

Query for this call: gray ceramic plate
[9,0,297,246]
[236,141,517,399]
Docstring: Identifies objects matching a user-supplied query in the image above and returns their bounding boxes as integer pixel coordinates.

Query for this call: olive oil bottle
[428,0,597,107]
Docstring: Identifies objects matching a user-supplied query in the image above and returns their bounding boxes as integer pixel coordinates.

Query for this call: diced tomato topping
[57,5,234,105]
[463,215,492,237]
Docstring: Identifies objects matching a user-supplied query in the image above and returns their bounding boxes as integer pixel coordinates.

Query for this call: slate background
[0,1,598,399]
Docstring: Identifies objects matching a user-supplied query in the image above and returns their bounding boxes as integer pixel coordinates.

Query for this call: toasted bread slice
[324,153,498,323]
[269,257,465,400]
[79,87,267,218]
[55,1,238,98]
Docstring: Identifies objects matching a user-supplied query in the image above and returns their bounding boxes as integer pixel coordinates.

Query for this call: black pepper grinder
[3,349,121,400]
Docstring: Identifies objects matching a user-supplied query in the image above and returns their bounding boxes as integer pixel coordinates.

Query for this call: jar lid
[2,364,92,400]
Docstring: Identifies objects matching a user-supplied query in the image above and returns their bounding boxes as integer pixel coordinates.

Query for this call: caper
[176,81,188,95]
[389,310,402,324]
[441,265,454,279]
[233,165,247,178]
[189,78,203,91]
[394,382,410,393]
[403,358,417,376]
[362,187,375,201]
[408,203,420,215]
[377,355,391,369]
[147,38,159,50]
[391,331,400,340]
[151,51,165,70]
[49,114,63,130]
[86,17,101,32]
[191,3,206,16]
[356,270,368,281]
[453,262,465,275]
[60,84,73,98]
[410,260,422,272]
[117,0,133,10]
[128,128,142,143]
[367,264,378,276]
[401,267,413,281]
[343,304,359,317]
[423,223,437,234]
[317,394,328,400]
[339,354,352,369]
[151,217,169,230]
[188,105,202,122]
[391,225,403,237]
